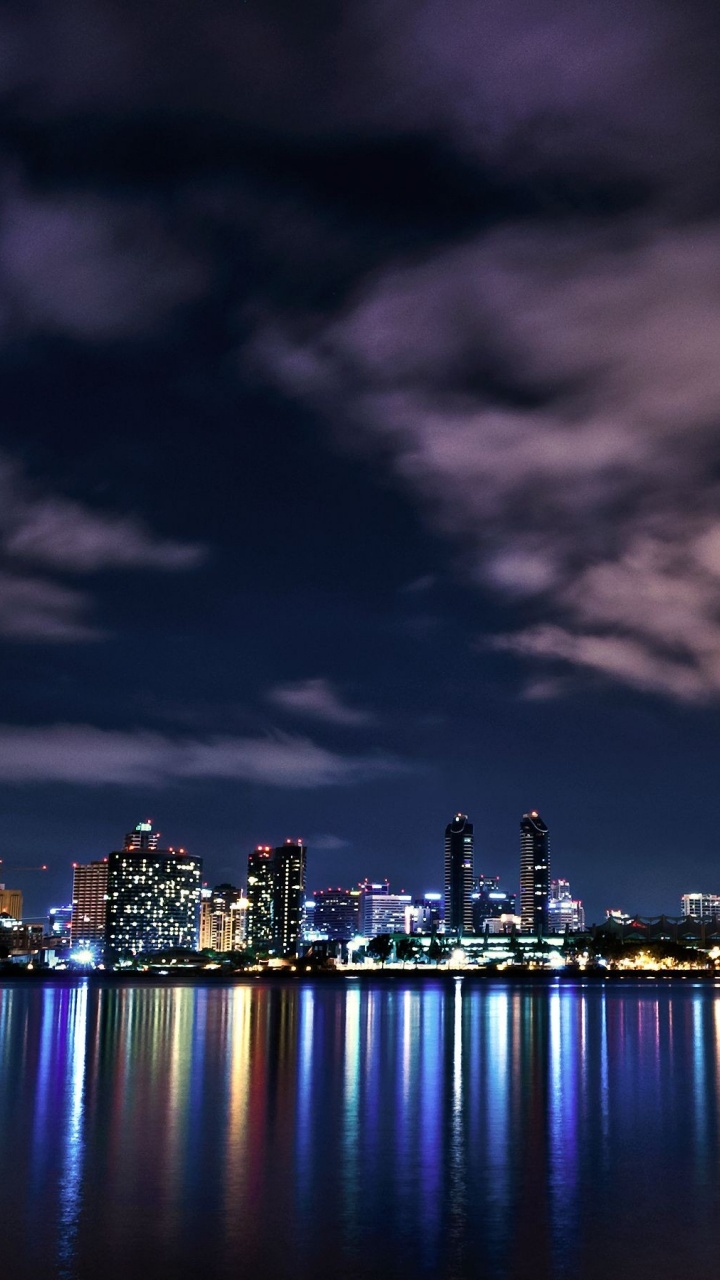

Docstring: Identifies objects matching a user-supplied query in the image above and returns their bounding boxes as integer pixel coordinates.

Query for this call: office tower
[273,841,307,956]
[245,841,307,956]
[71,860,109,947]
[681,892,720,923]
[472,875,517,934]
[520,811,550,934]
[246,846,275,950]
[0,886,23,921]
[444,813,474,937]
[199,883,245,952]
[357,880,412,937]
[124,820,160,851]
[105,826,202,955]
[312,887,361,941]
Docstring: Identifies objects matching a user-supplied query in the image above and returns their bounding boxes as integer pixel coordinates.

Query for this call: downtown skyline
[2,1,720,927]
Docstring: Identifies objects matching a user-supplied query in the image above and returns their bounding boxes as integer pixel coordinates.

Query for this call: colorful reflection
[2,981,720,1279]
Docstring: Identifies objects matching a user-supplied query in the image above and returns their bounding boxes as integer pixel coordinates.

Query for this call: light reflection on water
[3,981,720,1279]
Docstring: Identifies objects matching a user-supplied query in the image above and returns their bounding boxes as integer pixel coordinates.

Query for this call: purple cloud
[0,571,100,641]
[266,678,376,726]
[0,184,208,341]
[254,219,720,702]
[0,724,407,787]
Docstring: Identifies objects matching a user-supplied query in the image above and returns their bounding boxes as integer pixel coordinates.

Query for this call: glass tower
[520,810,550,935]
[444,813,474,936]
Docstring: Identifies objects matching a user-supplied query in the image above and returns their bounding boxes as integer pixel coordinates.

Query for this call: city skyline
[2,0,720,941]
[9,805,720,934]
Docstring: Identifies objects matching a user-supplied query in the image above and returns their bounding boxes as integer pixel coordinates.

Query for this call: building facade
[246,842,307,956]
[472,875,517,934]
[246,846,275,950]
[520,811,550,934]
[71,860,109,947]
[0,886,23,921]
[357,880,411,937]
[105,829,202,955]
[444,814,475,936]
[681,892,720,923]
[312,887,360,940]
[199,883,246,951]
[548,878,585,932]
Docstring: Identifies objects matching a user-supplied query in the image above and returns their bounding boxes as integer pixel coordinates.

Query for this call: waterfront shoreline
[1,966,718,987]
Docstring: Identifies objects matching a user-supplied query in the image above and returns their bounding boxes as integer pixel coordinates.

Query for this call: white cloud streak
[0,724,406,787]
[266,677,375,726]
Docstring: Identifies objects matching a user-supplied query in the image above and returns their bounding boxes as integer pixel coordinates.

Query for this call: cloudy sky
[2,0,720,921]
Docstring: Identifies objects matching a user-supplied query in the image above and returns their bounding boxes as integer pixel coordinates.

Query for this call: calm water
[2,978,720,1280]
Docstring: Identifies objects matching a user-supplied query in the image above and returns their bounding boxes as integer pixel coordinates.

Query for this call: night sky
[2,0,720,924]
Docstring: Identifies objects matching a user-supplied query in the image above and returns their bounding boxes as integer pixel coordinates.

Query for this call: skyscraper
[272,841,307,956]
[71,860,109,947]
[105,825,202,955]
[246,846,275,951]
[444,813,474,936]
[520,811,550,935]
[245,842,307,956]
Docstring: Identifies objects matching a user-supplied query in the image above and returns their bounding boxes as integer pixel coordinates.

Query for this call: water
[2,978,720,1280]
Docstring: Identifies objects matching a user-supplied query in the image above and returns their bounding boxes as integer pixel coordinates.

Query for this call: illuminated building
[48,905,73,939]
[199,883,246,951]
[312,887,360,940]
[472,875,516,934]
[71,860,109,947]
[105,827,202,955]
[681,892,720,922]
[246,841,307,956]
[444,814,474,936]
[0,886,23,920]
[408,893,444,934]
[272,841,307,956]
[520,811,550,934]
[246,846,275,950]
[548,878,585,932]
[358,880,411,936]
[123,820,160,851]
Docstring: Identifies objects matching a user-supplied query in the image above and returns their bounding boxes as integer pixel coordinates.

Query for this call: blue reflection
[58,982,88,1278]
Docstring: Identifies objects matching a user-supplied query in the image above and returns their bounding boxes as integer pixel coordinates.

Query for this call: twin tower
[444,810,550,938]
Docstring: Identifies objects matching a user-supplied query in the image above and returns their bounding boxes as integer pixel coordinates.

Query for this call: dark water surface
[2,978,720,1280]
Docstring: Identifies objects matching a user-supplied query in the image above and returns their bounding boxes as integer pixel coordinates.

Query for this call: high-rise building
[272,841,307,956]
[444,814,474,936]
[357,880,411,937]
[548,877,584,932]
[681,892,720,923]
[71,860,109,947]
[520,811,550,935]
[199,883,246,952]
[312,887,361,941]
[105,826,202,955]
[245,841,307,956]
[246,846,275,951]
[0,886,23,921]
